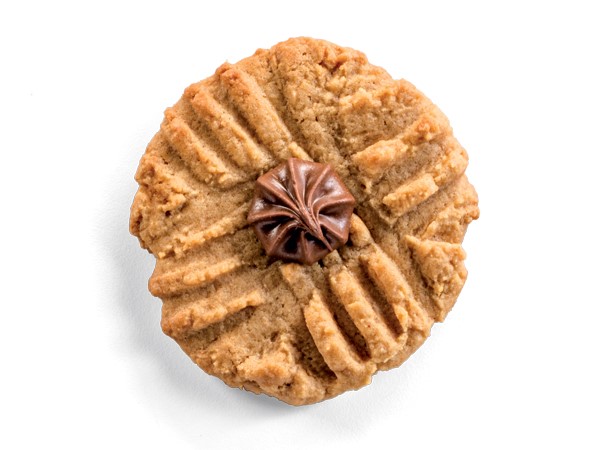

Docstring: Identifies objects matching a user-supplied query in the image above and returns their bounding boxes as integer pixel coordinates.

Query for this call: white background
[2,1,599,449]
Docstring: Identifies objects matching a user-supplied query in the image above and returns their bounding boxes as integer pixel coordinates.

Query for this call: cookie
[130,37,479,405]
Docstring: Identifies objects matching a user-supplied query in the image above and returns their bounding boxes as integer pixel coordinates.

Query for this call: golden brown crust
[130,37,479,405]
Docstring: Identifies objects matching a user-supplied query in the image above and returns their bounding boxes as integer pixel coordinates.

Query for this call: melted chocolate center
[247,158,356,265]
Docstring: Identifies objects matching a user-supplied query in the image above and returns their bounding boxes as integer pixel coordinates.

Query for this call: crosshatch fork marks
[129,37,478,405]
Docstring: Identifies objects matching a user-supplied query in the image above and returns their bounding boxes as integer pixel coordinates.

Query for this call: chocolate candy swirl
[247,158,356,265]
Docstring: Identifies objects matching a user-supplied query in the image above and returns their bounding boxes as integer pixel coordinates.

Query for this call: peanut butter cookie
[130,37,479,405]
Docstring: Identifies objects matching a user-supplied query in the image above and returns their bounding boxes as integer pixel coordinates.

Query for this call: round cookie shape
[130,37,479,405]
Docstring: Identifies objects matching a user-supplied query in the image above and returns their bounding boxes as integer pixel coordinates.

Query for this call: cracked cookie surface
[130,37,479,405]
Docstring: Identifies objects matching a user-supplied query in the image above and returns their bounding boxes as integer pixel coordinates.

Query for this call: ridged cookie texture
[130,37,479,405]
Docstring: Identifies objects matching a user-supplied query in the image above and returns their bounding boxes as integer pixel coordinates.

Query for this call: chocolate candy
[248,158,356,265]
